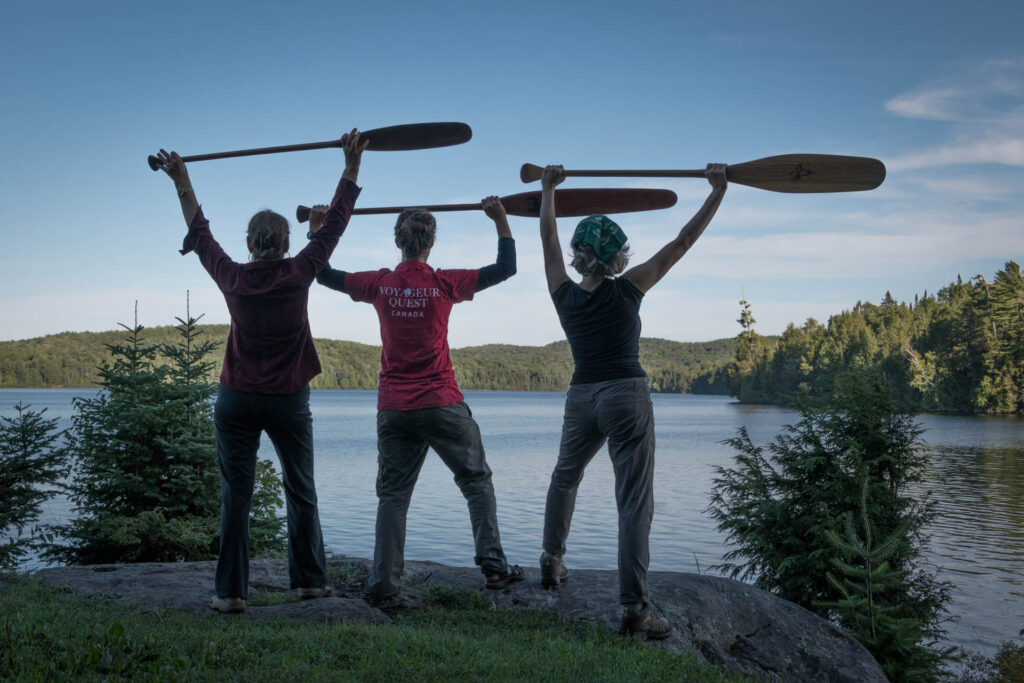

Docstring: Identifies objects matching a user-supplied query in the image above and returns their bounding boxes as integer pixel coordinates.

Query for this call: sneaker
[620,603,672,640]
[298,585,333,600]
[209,596,246,614]
[540,552,568,588]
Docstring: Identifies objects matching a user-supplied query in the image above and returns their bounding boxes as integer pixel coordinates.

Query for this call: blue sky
[2,1,1022,347]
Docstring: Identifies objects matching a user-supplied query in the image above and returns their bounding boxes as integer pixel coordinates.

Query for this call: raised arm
[305,204,349,292]
[623,163,727,293]
[156,149,200,228]
[539,165,571,294]
[475,195,516,292]
[301,130,368,279]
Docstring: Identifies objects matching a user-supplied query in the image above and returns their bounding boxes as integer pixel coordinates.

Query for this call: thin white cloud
[885,58,1024,170]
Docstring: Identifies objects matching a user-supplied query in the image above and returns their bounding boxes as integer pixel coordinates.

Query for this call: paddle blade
[363,122,472,151]
[502,188,678,218]
[727,154,885,193]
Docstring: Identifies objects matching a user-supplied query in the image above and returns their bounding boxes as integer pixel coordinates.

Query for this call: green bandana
[571,215,627,263]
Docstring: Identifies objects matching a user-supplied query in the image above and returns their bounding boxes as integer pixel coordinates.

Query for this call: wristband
[177,186,193,198]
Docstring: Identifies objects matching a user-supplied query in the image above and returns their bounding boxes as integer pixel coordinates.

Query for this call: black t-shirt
[551,277,646,385]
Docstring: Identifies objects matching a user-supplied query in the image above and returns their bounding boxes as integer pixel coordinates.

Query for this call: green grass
[0,573,749,681]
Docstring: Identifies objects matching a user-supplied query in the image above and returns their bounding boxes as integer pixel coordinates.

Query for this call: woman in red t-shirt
[309,198,522,601]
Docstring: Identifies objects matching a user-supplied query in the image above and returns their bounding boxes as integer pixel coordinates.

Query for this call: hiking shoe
[209,596,246,614]
[540,552,568,588]
[298,585,333,600]
[620,603,672,640]
[485,564,524,589]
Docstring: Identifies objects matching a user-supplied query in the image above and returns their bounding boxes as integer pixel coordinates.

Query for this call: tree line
[0,328,737,394]
[728,261,1024,415]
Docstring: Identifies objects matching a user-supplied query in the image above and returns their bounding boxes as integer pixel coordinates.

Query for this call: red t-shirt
[345,261,479,410]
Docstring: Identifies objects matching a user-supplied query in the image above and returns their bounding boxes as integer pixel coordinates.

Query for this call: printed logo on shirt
[380,285,442,318]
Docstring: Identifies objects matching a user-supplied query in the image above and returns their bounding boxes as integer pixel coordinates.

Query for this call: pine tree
[0,403,68,569]
[708,371,953,679]
[46,302,284,564]
[822,478,952,682]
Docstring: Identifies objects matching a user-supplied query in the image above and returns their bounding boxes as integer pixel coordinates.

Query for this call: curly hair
[247,210,290,261]
[394,208,437,260]
[570,242,631,278]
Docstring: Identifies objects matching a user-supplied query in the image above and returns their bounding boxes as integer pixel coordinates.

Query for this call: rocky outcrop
[34,557,885,682]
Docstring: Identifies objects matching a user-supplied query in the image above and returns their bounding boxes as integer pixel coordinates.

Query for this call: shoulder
[615,276,644,299]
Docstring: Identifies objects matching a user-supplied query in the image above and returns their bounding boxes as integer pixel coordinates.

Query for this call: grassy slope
[0,574,747,681]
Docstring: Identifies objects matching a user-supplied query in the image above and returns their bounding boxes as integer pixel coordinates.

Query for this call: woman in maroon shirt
[154,130,367,613]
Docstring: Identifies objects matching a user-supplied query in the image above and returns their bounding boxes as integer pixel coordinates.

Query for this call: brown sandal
[485,564,524,589]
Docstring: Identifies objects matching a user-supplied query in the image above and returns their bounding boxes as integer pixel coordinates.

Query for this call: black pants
[213,384,327,598]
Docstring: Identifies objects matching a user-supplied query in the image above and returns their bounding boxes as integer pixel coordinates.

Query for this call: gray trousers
[213,384,328,599]
[542,377,655,605]
[368,402,508,598]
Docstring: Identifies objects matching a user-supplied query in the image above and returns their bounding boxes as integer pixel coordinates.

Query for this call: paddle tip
[520,163,542,183]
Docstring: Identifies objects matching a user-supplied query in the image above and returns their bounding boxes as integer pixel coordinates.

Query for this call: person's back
[312,198,522,600]
[345,260,478,410]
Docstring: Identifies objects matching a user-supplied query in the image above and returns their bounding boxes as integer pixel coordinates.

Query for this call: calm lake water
[3,387,1022,656]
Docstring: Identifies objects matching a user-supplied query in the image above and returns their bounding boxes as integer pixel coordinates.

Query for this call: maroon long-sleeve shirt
[180,177,360,394]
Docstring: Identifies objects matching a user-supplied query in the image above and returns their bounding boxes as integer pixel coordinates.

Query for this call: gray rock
[34,557,885,682]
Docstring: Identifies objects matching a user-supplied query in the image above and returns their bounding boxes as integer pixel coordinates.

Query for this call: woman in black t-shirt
[536,163,728,640]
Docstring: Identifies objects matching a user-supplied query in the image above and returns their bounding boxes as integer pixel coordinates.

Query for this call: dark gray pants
[542,377,655,605]
[213,384,327,599]
[368,402,508,598]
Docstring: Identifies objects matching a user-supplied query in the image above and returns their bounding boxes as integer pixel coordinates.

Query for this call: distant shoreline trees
[727,261,1024,416]
[0,333,738,395]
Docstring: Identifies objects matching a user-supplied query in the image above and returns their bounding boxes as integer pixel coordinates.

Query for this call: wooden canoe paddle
[519,154,886,193]
[147,122,473,171]
[296,188,678,223]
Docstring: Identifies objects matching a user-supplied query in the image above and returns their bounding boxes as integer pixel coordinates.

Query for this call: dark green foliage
[1,331,740,394]
[958,641,1024,682]
[46,305,284,564]
[0,403,68,569]
[822,479,953,681]
[708,371,953,679]
[729,261,1024,414]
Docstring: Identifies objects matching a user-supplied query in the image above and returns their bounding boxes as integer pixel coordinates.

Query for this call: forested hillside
[729,261,1024,414]
[0,326,736,394]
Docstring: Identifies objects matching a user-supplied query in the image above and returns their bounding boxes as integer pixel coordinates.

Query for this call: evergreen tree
[822,478,953,681]
[727,298,773,401]
[46,303,284,564]
[0,403,68,569]
[708,371,952,679]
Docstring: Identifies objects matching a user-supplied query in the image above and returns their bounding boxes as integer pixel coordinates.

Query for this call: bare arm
[155,149,200,227]
[539,165,570,294]
[624,163,727,293]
